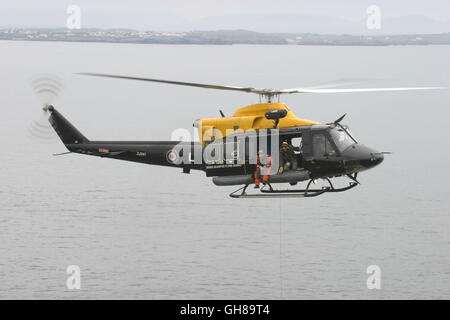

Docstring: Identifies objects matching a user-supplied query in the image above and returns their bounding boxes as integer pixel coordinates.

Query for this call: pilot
[254,150,272,189]
[279,141,295,173]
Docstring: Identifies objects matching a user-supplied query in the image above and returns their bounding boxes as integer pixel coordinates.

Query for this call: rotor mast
[260,91,279,103]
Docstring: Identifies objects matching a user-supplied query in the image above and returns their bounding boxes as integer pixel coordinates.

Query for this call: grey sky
[1,0,449,33]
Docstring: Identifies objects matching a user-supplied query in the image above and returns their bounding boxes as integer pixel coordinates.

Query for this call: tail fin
[47,106,89,145]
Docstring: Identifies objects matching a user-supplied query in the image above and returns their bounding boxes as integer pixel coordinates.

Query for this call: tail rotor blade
[28,74,64,143]
[31,74,65,106]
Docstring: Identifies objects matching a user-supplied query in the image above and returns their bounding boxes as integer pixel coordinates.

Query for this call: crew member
[254,150,272,188]
[280,141,295,173]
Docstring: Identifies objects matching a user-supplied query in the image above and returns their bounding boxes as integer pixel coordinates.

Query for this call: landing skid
[229,177,358,198]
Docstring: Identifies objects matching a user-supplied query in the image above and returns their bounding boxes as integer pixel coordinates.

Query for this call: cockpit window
[326,139,336,156]
[313,134,325,157]
[329,128,356,151]
[341,125,358,143]
[313,134,336,157]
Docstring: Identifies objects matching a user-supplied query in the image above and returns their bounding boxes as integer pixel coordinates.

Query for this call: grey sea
[0,40,449,299]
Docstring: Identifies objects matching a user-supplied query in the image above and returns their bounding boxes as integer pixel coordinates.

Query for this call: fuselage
[47,103,384,186]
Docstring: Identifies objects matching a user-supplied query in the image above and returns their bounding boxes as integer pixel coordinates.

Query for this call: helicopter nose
[359,147,384,170]
[342,144,384,172]
[370,151,384,167]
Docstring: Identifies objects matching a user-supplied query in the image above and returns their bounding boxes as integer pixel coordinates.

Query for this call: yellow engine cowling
[195,103,319,144]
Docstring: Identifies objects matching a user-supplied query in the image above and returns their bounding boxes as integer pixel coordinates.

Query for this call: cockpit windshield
[329,127,356,151]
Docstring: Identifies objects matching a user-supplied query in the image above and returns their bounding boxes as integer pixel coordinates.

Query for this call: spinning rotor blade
[278,86,445,94]
[31,74,65,107]
[78,73,446,100]
[28,74,64,142]
[77,72,256,93]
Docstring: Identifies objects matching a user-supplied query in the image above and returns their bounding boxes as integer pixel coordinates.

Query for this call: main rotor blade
[77,73,446,99]
[77,73,256,93]
[279,86,446,94]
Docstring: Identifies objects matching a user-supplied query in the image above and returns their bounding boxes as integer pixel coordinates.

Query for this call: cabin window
[291,137,302,154]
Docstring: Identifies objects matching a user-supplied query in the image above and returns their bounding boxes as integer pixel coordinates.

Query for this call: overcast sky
[1,0,449,33]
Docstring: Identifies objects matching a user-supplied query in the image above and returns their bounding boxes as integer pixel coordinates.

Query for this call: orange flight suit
[255,154,272,187]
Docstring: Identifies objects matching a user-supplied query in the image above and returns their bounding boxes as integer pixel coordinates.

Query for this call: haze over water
[0,40,449,299]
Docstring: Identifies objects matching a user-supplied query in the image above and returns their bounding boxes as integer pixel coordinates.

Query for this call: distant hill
[1,28,449,46]
[1,9,449,34]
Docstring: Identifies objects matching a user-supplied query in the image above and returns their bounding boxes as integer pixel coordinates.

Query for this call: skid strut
[229,177,358,198]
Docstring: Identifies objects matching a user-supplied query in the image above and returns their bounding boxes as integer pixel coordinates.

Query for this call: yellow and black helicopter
[44,73,443,198]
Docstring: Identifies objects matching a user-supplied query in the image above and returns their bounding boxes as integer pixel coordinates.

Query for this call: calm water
[0,41,449,299]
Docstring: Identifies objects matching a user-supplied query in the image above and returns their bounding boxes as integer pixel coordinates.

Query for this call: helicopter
[43,73,444,198]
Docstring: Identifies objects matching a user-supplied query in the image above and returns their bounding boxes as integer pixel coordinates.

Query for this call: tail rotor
[28,74,64,142]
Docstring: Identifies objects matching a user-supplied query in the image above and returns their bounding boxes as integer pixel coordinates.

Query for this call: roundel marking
[166,150,179,163]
